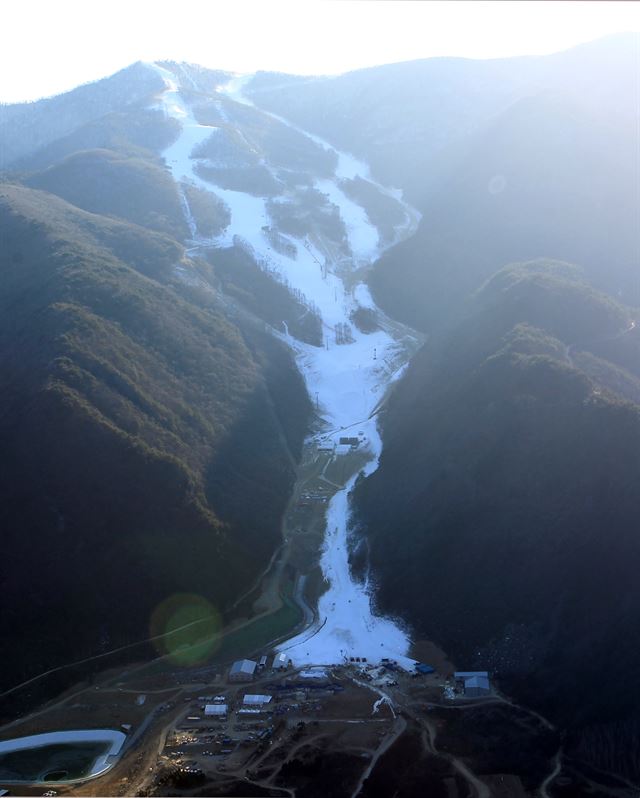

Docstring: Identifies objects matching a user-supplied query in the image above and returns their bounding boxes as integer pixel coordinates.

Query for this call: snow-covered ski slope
[150,62,421,669]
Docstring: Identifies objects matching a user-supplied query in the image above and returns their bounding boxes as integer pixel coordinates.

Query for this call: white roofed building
[273,652,289,670]
[243,694,272,706]
[229,659,257,682]
[299,667,328,680]
[204,704,228,716]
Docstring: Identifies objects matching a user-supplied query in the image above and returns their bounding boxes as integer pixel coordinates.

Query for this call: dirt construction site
[0,658,406,797]
[0,643,592,798]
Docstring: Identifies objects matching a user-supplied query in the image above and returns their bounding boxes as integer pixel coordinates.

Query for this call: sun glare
[2,1,639,102]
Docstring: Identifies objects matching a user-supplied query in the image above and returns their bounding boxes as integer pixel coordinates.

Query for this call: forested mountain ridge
[25,148,191,240]
[0,62,167,168]
[353,260,640,765]
[0,181,310,689]
[369,92,639,331]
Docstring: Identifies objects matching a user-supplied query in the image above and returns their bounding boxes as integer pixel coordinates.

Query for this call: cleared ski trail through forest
[152,63,422,669]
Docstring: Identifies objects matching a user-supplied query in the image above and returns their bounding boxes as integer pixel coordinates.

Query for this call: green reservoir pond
[0,741,111,782]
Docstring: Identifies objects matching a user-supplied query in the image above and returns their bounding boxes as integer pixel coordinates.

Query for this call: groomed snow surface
[279,467,416,671]
[151,63,418,670]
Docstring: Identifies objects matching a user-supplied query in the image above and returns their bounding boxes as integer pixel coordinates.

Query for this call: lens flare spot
[150,593,221,666]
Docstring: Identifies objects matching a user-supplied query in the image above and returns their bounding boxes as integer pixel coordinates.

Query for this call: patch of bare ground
[409,639,456,677]
[318,682,392,721]
[192,781,289,796]
[274,741,366,798]
[0,687,181,742]
[427,702,559,793]
[482,773,528,797]
[549,760,640,797]
[358,720,456,798]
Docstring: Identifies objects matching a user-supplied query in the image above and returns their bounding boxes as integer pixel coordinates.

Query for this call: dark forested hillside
[0,62,167,168]
[0,184,310,689]
[211,244,323,345]
[354,262,640,739]
[11,107,180,174]
[26,148,190,239]
[369,94,639,332]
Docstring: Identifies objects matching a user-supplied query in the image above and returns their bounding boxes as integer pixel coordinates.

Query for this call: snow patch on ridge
[315,178,379,263]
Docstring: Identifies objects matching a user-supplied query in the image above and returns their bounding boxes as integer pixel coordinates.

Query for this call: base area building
[229,659,257,683]
[454,671,491,697]
[273,652,290,670]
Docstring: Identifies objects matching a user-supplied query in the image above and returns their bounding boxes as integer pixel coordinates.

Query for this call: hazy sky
[3,0,639,103]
